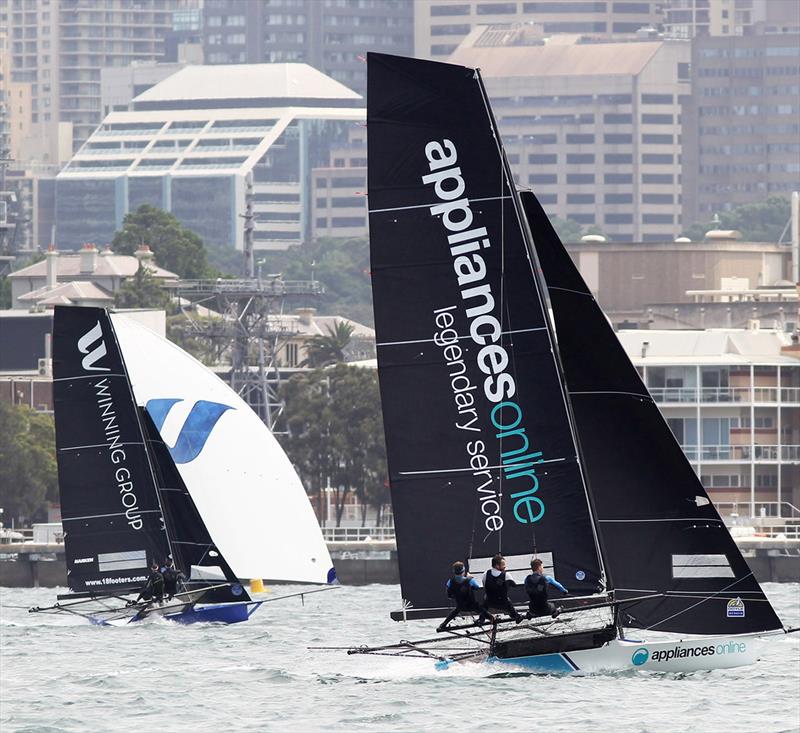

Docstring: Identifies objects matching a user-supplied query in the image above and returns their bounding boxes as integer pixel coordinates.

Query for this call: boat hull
[487,633,764,674]
[99,601,263,626]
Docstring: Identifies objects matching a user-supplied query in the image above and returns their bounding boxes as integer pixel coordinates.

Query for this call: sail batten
[521,190,783,635]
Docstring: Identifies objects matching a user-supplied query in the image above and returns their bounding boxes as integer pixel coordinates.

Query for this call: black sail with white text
[53,306,170,593]
[367,53,603,613]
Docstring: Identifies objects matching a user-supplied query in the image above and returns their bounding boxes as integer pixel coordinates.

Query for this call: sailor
[482,554,523,623]
[133,560,165,605]
[437,561,494,632]
[524,558,569,619]
[160,556,185,601]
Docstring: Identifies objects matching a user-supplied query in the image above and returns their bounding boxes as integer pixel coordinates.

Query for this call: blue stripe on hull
[488,653,577,674]
[165,601,262,625]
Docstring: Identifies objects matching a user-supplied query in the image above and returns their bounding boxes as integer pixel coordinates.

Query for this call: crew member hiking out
[482,554,523,623]
[437,561,494,632]
[132,560,165,605]
[524,558,568,619]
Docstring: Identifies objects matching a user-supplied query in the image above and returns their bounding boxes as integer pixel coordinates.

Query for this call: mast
[472,69,612,594]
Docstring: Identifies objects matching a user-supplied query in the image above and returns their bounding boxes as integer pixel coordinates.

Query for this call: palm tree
[301,320,355,368]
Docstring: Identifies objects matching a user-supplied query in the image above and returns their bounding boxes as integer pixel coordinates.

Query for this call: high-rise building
[55,63,364,252]
[201,0,414,96]
[681,30,800,225]
[415,0,665,60]
[450,26,690,241]
[663,0,800,39]
[5,0,194,160]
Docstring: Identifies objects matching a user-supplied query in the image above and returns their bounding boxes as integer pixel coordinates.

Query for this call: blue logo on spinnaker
[631,648,649,666]
[146,398,233,464]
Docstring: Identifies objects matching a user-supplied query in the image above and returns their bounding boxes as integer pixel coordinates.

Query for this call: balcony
[685,444,800,463]
[649,386,800,404]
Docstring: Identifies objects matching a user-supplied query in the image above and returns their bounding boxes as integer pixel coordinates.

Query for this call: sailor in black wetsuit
[524,558,569,619]
[133,561,165,605]
[482,554,523,623]
[160,556,185,601]
[437,561,494,632]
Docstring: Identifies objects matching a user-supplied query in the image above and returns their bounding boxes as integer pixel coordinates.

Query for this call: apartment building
[450,26,690,241]
[4,0,192,158]
[621,328,800,514]
[664,0,800,39]
[682,30,800,225]
[201,0,414,96]
[416,0,664,59]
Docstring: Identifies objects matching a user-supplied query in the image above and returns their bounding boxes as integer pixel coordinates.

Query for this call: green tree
[0,403,58,524]
[114,263,169,309]
[280,365,388,526]
[682,197,792,243]
[549,216,588,243]
[112,204,214,279]
[301,320,355,368]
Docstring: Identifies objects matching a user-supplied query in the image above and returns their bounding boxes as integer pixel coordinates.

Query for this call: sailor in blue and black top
[437,561,494,632]
[524,558,569,619]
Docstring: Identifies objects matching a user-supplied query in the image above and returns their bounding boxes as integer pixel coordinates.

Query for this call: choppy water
[1,583,799,733]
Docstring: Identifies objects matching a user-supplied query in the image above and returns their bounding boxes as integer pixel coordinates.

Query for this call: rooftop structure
[663,0,800,39]
[55,63,365,252]
[450,27,690,240]
[8,244,177,309]
[415,0,665,60]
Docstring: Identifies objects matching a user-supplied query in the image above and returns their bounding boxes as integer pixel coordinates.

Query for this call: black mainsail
[520,191,783,635]
[368,53,604,614]
[53,306,170,593]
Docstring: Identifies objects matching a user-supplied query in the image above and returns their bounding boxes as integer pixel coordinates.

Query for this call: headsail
[110,313,334,584]
[53,306,170,593]
[521,191,783,635]
[367,53,604,613]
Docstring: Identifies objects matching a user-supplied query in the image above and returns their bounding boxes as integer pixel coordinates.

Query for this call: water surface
[2,583,798,733]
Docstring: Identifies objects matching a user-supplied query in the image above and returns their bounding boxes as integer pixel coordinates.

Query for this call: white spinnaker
[111,314,333,583]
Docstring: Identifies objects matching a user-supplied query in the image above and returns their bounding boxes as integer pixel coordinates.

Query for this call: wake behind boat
[330,52,797,673]
[31,306,335,626]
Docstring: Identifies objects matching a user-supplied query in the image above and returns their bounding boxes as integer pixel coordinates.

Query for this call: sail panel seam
[548,286,592,298]
[569,390,652,400]
[59,442,144,452]
[398,456,570,476]
[377,326,547,348]
[63,509,162,522]
[53,373,128,382]
[369,194,513,215]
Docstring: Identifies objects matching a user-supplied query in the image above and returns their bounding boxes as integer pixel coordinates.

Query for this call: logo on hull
[146,398,232,464]
[631,647,649,666]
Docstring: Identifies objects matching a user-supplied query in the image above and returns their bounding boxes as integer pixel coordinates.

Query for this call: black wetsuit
[439,575,493,628]
[524,571,559,616]
[137,569,165,603]
[482,570,522,620]
[161,566,184,599]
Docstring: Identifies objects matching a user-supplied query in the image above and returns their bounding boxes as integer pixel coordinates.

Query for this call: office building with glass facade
[54,63,364,252]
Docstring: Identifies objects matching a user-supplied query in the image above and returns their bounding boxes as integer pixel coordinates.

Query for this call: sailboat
[346,52,796,672]
[30,305,334,625]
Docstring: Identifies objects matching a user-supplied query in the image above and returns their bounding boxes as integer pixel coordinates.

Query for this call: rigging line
[664,593,774,602]
[368,194,512,215]
[642,572,760,631]
[62,509,162,522]
[547,285,593,298]
[377,326,547,348]
[398,457,569,476]
[52,373,127,382]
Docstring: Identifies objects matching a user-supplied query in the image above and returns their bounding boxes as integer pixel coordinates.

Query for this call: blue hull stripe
[488,653,576,674]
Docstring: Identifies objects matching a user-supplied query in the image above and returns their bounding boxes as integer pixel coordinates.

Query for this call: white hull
[486,632,768,674]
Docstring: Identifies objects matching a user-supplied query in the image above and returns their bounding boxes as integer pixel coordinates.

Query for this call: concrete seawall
[1,539,797,588]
